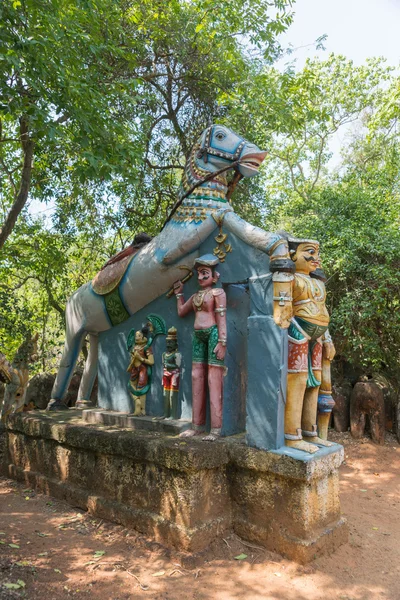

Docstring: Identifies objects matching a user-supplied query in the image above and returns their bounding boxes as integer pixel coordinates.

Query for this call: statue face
[135,330,145,344]
[166,338,177,352]
[293,243,321,275]
[197,266,215,288]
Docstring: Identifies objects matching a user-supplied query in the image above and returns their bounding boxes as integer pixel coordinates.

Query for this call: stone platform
[0,411,347,563]
[82,409,192,435]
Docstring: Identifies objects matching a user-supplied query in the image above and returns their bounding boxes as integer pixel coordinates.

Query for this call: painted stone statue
[0,333,38,422]
[127,326,155,416]
[161,327,181,419]
[47,124,293,411]
[173,255,227,441]
[273,238,336,453]
[126,315,167,416]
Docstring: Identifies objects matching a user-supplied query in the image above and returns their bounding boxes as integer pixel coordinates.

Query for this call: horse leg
[75,334,98,409]
[47,329,86,410]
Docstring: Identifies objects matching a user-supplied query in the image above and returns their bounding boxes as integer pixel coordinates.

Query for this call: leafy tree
[0,0,294,248]
[1,0,294,366]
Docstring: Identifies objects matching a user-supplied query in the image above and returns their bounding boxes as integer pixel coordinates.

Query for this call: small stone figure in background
[162,327,182,419]
[127,326,155,416]
[350,376,385,444]
[173,255,227,441]
[273,238,336,453]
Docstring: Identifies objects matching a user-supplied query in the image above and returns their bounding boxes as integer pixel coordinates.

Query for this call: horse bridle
[197,125,246,163]
[162,127,246,229]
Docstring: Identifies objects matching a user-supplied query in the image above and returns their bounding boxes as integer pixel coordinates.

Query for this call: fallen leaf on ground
[93,550,105,557]
[152,570,165,577]
[54,568,62,573]
[9,543,20,548]
[234,554,247,560]
[4,583,22,590]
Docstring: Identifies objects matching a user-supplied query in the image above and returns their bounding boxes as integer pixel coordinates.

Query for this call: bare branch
[0,115,34,250]
[145,159,184,171]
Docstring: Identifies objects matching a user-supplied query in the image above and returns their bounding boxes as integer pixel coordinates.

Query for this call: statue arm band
[273,296,293,302]
[218,338,227,346]
[175,293,184,298]
[215,307,226,313]
[323,330,332,343]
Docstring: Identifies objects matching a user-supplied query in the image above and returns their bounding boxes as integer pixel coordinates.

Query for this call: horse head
[195,124,267,178]
[177,124,267,205]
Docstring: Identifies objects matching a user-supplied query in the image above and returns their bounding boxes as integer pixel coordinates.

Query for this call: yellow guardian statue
[273,238,336,453]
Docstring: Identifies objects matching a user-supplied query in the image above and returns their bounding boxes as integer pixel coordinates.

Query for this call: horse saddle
[92,254,135,296]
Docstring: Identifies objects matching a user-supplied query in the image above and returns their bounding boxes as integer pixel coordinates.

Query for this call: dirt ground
[0,431,399,600]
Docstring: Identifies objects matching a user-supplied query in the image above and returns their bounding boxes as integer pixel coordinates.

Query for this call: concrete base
[82,409,192,435]
[0,412,347,563]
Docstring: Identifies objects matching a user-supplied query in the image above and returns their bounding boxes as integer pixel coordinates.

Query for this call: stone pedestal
[0,412,347,562]
[228,442,348,563]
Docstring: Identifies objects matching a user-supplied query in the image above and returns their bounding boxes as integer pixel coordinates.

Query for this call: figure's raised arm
[221,211,294,272]
[173,281,194,317]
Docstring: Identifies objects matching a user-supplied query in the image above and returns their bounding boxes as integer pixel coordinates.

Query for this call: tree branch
[145,158,184,171]
[0,115,34,250]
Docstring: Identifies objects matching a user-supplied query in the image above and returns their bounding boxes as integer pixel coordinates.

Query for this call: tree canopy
[1,1,399,386]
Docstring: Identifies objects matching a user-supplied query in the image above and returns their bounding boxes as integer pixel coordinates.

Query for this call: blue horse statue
[48,125,292,410]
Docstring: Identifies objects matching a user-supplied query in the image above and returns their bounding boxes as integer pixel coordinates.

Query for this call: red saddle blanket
[91,254,135,296]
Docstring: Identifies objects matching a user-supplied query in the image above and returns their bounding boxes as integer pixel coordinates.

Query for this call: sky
[277,0,400,69]
[274,0,400,166]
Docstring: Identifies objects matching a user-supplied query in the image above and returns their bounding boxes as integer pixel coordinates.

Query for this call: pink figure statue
[173,255,227,441]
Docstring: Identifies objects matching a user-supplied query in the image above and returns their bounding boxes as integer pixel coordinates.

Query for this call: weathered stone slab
[81,409,192,435]
[0,412,347,562]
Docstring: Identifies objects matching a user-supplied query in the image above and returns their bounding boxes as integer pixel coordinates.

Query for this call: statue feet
[202,427,221,442]
[179,427,204,438]
[307,436,334,447]
[285,439,319,454]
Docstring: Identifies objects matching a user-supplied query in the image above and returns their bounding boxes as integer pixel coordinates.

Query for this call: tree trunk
[0,116,34,250]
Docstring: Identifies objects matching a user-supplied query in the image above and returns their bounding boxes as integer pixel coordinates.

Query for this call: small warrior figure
[273,238,336,453]
[127,326,155,416]
[173,255,227,441]
[162,327,182,419]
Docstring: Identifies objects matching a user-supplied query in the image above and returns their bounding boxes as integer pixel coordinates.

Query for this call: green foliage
[0,0,294,368]
[1,3,399,385]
